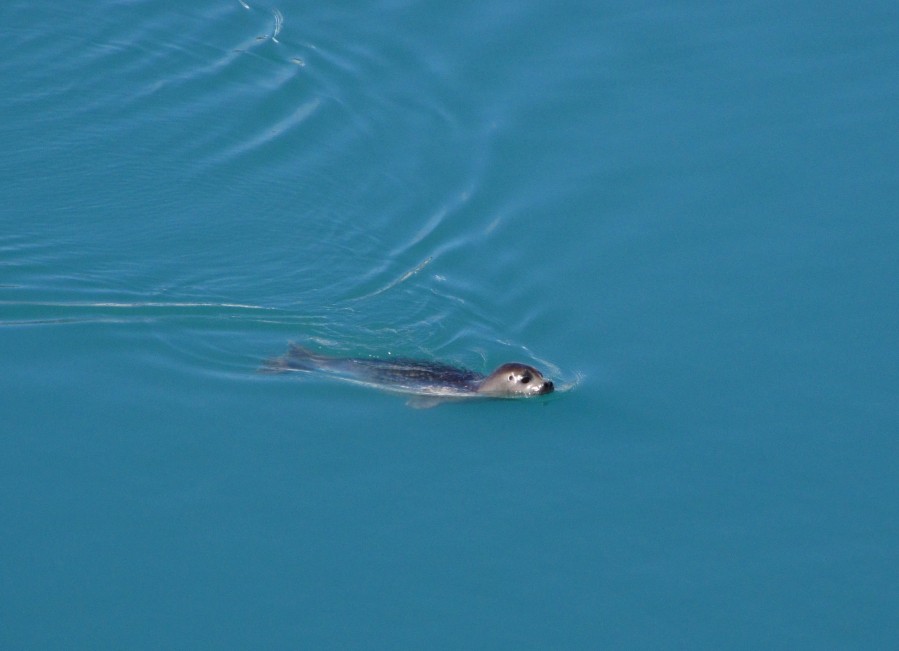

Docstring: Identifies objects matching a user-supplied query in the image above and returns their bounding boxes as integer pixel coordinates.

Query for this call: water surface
[2,0,897,647]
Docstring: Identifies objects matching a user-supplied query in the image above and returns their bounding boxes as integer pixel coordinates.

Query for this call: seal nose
[541,380,554,394]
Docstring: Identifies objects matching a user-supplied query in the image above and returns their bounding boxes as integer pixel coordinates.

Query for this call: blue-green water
[2,0,897,647]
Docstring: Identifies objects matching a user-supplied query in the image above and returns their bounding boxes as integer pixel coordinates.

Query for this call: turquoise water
[2,0,897,647]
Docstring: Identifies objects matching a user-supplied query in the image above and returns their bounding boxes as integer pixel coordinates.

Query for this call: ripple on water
[1,0,565,386]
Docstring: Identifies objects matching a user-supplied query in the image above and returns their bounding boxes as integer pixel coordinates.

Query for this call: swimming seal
[264,344,554,406]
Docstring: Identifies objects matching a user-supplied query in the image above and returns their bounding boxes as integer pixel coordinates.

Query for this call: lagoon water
[2,0,897,647]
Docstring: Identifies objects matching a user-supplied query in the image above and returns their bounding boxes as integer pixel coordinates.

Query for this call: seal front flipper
[406,395,448,409]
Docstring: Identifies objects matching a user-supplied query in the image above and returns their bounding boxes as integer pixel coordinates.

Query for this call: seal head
[477,362,554,397]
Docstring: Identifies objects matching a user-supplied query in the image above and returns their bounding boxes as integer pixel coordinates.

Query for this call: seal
[264,344,554,406]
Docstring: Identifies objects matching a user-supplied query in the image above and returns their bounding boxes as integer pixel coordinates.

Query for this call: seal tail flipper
[259,342,322,374]
[259,354,291,374]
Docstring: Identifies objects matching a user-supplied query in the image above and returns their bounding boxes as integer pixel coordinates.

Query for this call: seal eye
[520,374,531,384]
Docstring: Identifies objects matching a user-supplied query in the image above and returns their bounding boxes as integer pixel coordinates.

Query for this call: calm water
[2,0,897,647]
